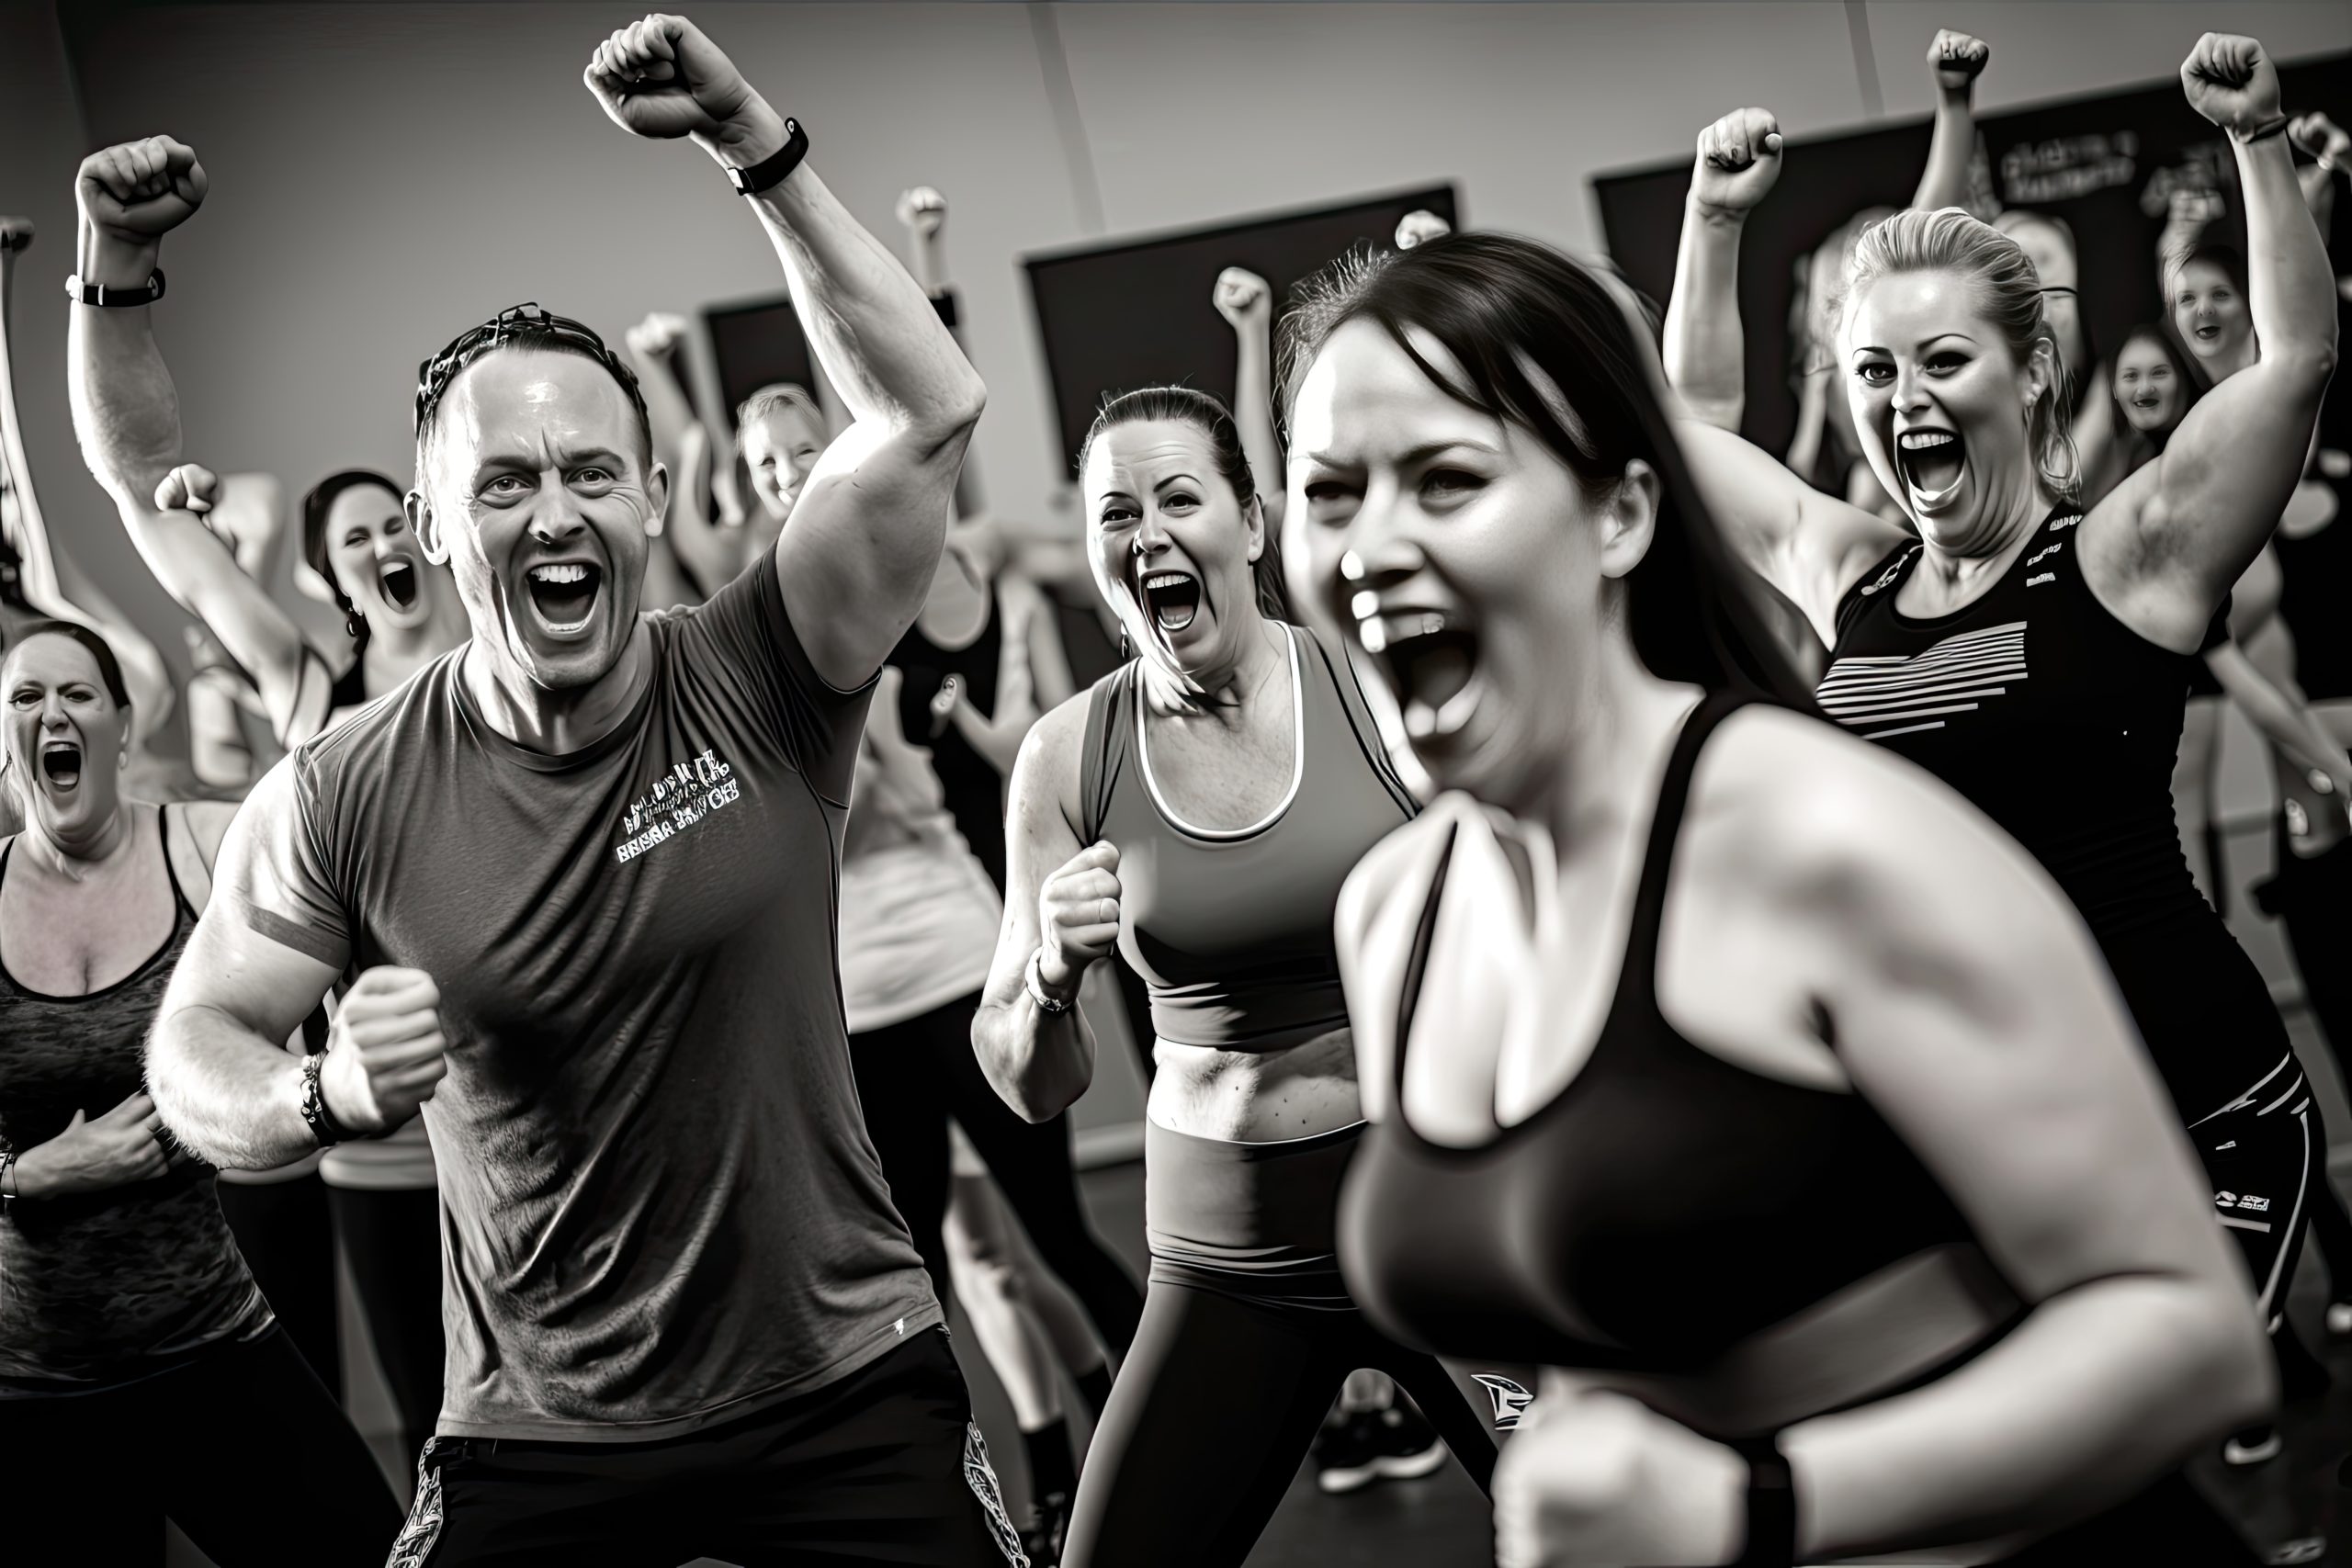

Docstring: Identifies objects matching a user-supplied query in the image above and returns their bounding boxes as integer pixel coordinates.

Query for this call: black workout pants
[329,1183,448,1466]
[1060,1280,1497,1568]
[850,992,1143,1358]
[0,1325,401,1566]
[393,1326,1019,1566]
[215,1169,343,1402]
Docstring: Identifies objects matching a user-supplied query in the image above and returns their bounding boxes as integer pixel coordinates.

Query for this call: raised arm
[1214,267,1285,532]
[970,701,1108,1122]
[586,15,985,689]
[1663,107,1782,434]
[2291,112,2346,233]
[1911,29,1991,213]
[2091,36,2340,633]
[898,186,987,521]
[67,141,314,738]
[624,312,737,602]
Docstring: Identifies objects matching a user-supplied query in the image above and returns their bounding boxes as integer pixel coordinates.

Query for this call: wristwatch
[725,118,810,197]
[64,269,165,307]
[1024,950,1076,1016]
[299,1051,355,1148]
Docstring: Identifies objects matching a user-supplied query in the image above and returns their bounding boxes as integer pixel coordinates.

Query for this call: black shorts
[391,1326,1023,1567]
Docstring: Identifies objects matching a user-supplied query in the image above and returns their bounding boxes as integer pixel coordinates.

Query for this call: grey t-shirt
[230,553,939,1442]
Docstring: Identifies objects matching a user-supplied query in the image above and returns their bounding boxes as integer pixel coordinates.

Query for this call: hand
[1690,108,1783,219]
[154,461,243,561]
[1037,840,1121,994]
[1492,1389,1746,1568]
[1395,209,1452,251]
[585,14,766,150]
[1213,266,1272,331]
[1928,28,1990,93]
[15,1093,176,1198]
[2290,112,2350,172]
[897,186,947,239]
[2169,186,2225,226]
[75,136,207,256]
[2181,33,2284,138]
[319,967,449,1136]
[626,311,690,359]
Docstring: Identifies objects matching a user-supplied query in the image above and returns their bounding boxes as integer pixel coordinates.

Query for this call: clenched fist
[1928,28,1989,94]
[2291,112,2350,173]
[77,136,207,251]
[2181,34,2284,139]
[320,967,450,1135]
[897,186,947,239]
[1394,209,1452,251]
[1690,108,1783,219]
[1036,840,1122,995]
[626,310,691,360]
[585,14,764,149]
[1213,266,1271,331]
[1493,1388,1747,1568]
[153,462,242,564]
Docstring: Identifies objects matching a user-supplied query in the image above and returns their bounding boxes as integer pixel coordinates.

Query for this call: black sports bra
[1337,695,1990,1380]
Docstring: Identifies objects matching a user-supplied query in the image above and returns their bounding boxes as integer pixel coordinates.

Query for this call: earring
[1119,626,1133,660]
[344,606,366,641]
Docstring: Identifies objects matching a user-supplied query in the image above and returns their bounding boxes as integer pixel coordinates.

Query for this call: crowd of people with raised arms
[0,11,2347,1568]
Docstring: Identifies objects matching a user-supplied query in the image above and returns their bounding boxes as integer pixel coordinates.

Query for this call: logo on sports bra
[2025,543,2063,568]
[1857,548,1917,597]
[1472,1373,1536,1430]
[2048,513,2081,532]
[2027,572,2056,587]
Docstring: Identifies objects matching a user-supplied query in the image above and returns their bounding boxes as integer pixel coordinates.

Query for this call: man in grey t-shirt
[88,15,1016,1565]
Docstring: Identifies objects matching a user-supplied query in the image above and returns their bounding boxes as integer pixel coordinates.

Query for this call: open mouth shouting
[378,558,420,614]
[1895,426,1965,515]
[1138,568,1203,638]
[524,559,605,638]
[2189,321,2223,348]
[39,739,83,793]
[1360,607,1482,744]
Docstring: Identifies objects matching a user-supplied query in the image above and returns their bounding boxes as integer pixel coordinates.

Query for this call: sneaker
[2224,1426,2285,1466]
[1019,1491,1068,1567]
[1313,1404,1448,1495]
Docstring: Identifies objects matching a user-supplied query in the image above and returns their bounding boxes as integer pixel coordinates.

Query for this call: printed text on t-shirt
[616,749,741,863]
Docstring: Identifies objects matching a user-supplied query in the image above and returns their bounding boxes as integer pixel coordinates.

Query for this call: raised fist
[2181,34,2283,138]
[1395,209,1452,251]
[76,137,207,248]
[897,186,947,239]
[1928,29,1989,93]
[1690,108,1783,218]
[1213,266,1272,331]
[585,14,761,145]
[320,967,449,1136]
[153,462,239,562]
[2290,112,2350,172]
[2169,186,2225,227]
[626,310,691,359]
[1037,840,1122,994]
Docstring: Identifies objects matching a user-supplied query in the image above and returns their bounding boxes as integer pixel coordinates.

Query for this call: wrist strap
[725,118,810,197]
[1024,950,1075,1016]
[0,1148,17,1215]
[1728,1433,1798,1568]
[931,289,959,331]
[299,1051,354,1148]
[2237,117,2291,146]
[64,268,165,308]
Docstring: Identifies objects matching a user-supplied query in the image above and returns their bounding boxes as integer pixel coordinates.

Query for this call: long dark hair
[1278,232,1815,706]
[301,468,404,646]
[1076,384,1290,626]
[4,619,132,707]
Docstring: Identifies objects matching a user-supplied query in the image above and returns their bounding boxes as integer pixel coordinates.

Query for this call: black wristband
[1727,1433,1797,1568]
[931,289,959,331]
[2238,117,2291,145]
[64,268,164,307]
[299,1050,354,1149]
[725,118,810,197]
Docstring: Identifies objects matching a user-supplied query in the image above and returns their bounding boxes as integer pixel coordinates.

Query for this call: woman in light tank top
[0,623,399,1564]
[974,387,1495,1568]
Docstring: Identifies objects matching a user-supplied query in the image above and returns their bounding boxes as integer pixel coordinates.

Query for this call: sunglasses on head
[414,303,639,433]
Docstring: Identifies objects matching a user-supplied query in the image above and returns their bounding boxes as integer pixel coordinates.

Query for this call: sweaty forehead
[4,635,104,689]
[1084,421,1216,495]
[435,348,645,471]
[1846,271,1985,345]
[1289,320,1493,457]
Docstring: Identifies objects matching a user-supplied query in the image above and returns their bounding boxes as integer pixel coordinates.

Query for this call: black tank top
[2275,475,2351,701]
[0,807,272,1389]
[889,581,1010,889]
[1339,695,1982,1377]
[1081,624,1417,1053]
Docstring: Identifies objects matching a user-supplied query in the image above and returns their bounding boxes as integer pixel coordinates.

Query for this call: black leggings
[1060,1280,1496,1568]
[850,991,1144,1359]
[328,1183,448,1466]
[0,1325,401,1565]
[215,1169,342,1401]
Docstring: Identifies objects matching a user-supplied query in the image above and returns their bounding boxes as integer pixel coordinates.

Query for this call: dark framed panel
[701,293,820,423]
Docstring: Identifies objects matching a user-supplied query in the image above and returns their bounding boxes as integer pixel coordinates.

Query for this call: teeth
[530,563,590,583]
[1897,431,1956,451]
[1142,571,1193,590]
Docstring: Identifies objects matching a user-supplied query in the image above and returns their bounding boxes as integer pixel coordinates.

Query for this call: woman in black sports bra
[1283,232,2272,1565]
[0,623,400,1564]
[1664,36,2337,1474]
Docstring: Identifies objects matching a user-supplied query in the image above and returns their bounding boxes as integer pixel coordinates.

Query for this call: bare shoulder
[181,798,243,867]
[1012,687,1093,832]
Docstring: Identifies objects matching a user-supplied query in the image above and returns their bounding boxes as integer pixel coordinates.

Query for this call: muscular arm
[1753,721,2271,1557]
[1662,201,1749,434]
[1911,30,1992,213]
[971,704,1099,1122]
[1231,309,1284,535]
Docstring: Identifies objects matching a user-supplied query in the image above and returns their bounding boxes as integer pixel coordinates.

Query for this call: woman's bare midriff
[1146,1025,1363,1143]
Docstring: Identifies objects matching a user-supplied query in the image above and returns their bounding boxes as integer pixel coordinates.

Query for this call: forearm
[2239,129,2338,368]
[7,1134,85,1200]
[1783,1276,2267,1558]
[1913,85,1978,210]
[146,1002,317,1170]
[2211,649,2352,787]
[972,980,1095,1123]
[1232,325,1285,528]
[66,230,185,510]
[1663,203,1747,428]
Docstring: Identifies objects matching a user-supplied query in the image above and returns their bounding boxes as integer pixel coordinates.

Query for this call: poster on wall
[1025,185,1460,476]
[1593,50,2352,459]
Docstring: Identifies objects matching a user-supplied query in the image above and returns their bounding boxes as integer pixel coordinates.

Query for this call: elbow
[917,374,988,450]
[970,1010,1080,1125]
[2169,1280,2278,1445]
